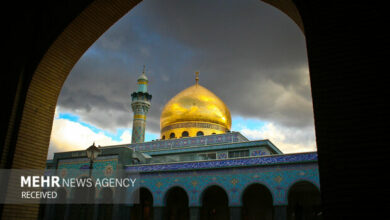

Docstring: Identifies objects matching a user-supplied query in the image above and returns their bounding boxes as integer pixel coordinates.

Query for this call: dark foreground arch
[0,0,302,218]
[1,0,386,219]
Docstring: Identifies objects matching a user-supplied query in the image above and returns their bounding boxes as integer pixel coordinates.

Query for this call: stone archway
[1,0,303,219]
[2,0,302,170]
[164,186,189,220]
[201,185,229,220]
[3,0,386,219]
[287,181,321,220]
[241,183,273,220]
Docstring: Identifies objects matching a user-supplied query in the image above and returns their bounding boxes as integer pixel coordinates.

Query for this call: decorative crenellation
[217,151,228,159]
[251,149,267,156]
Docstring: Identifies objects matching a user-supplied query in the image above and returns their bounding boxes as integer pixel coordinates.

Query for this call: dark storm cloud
[57,0,313,134]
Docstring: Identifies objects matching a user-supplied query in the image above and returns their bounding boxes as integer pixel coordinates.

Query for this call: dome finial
[142,65,146,75]
[195,72,199,85]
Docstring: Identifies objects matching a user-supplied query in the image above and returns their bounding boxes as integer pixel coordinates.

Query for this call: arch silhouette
[287,181,322,220]
[3,0,303,173]
[131,187,154,220]
[2,0,304,218]
[240,180,275,203]
[2,0,385,219]
[163,186,189,220]
[181,131,189,137]
[286,179,320,199]
[201,185,230,220]
[241,183,273,220]
[198,182,229,205]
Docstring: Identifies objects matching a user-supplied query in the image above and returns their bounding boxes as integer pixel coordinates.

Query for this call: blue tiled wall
[126,153,319,207]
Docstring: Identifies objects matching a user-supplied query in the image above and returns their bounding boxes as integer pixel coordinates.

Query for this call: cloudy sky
[48,0,316,159]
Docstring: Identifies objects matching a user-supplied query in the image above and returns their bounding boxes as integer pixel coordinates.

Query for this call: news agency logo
[20,175,137,199]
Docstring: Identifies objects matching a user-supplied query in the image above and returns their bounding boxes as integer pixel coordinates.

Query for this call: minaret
[131,66,152,143]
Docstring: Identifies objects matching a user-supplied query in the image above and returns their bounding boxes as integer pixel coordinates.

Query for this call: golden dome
[160,82,231,139]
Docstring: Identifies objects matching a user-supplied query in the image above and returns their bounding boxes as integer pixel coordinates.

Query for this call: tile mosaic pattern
[126,152,317,172]
[217,152,228,159]
[146,139,275,156]
[128,161,319,207]
[57,155,119,199]
[131,121,146,144]
[251,149,267,156]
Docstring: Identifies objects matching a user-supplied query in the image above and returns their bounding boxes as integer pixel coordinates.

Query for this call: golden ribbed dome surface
[160,84,231,137]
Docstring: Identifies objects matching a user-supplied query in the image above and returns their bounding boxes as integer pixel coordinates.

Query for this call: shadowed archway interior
[131,187,154,220]
[242,184,273,220]
[164,187,189,220]
[287,181,322,220]
[201,185,229,220]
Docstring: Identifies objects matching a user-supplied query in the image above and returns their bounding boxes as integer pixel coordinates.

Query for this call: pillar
[42,204,51,220]
[93,204,98,220]
[112,204,130,220]
[189,207,200,220]
[274,205,287,220]
[153,207,163,220]
[230,206,241,220]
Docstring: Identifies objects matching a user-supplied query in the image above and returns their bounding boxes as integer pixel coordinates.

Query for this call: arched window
[182,131,189,137]
[212,133,216,135]
[170,133,176,139]
[197,131,204,136]
[162,135,165,140]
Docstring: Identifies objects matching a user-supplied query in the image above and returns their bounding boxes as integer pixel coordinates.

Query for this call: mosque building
[45,70,321,220]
